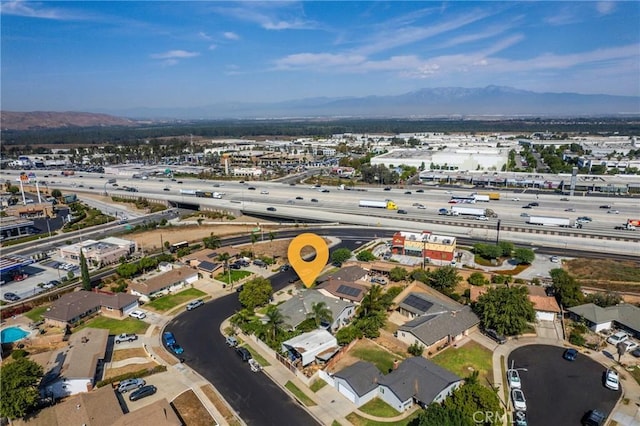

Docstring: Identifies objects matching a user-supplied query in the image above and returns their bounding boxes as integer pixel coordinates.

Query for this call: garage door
[536,311,556,322]
[337,382,357,404]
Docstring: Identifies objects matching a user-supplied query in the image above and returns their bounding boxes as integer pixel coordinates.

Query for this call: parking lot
[1,258,74,301]
[508,345,620,426]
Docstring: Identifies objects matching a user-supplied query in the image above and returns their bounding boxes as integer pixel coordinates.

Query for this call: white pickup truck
[114,333,138,344]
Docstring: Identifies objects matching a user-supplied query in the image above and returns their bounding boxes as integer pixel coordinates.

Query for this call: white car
[550,256,560,263]
[511,197,520,201]
[622,340,639,352]
[476,215,489,221]
[260,190,269,194]
[129,310,147,320]
[511,388,527,411]
[605,369,619,391]
[607,331,629,346]
[507,369,522,389]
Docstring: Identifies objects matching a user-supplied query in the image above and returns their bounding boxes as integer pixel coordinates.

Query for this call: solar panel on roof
[337,284,361,297]
[402,294,434,313]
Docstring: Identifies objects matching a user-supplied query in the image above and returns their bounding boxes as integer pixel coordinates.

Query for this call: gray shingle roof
[44,291,139,323]
[333,361,382,397]
[379,357,461,404]
[277,290,353,329]
[197,260,219,272]
[398,305,479,346]
[568,303,640,333]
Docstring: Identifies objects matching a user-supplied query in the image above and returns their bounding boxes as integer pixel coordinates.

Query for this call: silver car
[117,378,145,393]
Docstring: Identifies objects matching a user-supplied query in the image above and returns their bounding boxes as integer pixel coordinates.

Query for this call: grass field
[351,344,400,375]
[75,316,149,335]
[146,288,207,311]
[566,259,640,283]
[243,345,271,367]
[431,340,494,385]
[358,398,400,417]
[24,306,49,322]
[215,270,251,284]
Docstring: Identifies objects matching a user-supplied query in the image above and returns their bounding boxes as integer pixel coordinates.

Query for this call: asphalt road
[165,237,363,426]
[508,345,620,426]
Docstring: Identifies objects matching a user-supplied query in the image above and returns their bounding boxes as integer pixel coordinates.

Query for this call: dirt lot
[171,389,215,426]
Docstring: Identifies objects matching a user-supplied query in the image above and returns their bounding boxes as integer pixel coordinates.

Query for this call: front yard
[431,340,494,385]
[74,316,149,335]
[146,288,207,312]
[215,270,251,284]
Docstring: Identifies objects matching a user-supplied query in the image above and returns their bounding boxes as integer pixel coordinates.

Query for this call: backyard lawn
[431,340,494,385]
[24,306,49,322]
[351,340,404,375]
[74,316,149,335]
[146,288,207,312]
[359,398,400,417]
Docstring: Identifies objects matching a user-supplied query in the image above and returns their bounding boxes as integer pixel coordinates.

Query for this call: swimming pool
[0,326,30,343]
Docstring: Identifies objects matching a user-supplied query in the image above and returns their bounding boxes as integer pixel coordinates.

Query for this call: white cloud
[274,53,366,70]
[223,32,240,40]
[1,0,82,20]
[212,3,318,31]
[596,1,616,15]
[198,31,213,41]
[208,44,218,51]
[150,50,200,60]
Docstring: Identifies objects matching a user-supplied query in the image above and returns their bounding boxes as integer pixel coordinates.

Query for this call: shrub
[569,331,586,346]
[408,342,425,356]
[11,349,28,359]
[96,365,167,388]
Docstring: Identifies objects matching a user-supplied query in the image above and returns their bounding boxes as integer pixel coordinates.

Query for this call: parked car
[631,347,640,358]
[582,409,606,426]
[563,348,578,361]
[117,378,145,393]
[186,299,204,311]
[129,385,157,401]
[226,336,238,347]
[507,369,522,389]
[168,343,184,355]
[484,328,507,344]
[3,292,20,302]
[129,310,146,320]
[604,369,619,390]
[236,347,252,362]
[163,331,177,346]
[114,333,138,344]
[514,411,527,426]
[622,340,639,353]
[235,284,244,293]
[511,388,527,411]
[607,331,629,346]
[249,358,262,372]
[550,256,560,263]
[280,264,290,272]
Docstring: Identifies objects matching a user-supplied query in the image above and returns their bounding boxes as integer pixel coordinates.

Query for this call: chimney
[393,359,399,370]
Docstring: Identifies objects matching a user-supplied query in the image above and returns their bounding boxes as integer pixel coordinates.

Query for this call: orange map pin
[287,233,329,288]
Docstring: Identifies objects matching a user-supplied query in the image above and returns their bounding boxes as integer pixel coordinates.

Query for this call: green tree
[584,292,622,307]
[513,248,535,264]
[51,188,62,198]
[429,266,462,295]
[497,241,514,257]
[138,256,156,273]
[80,250,91,290]
[262,305,287,344]
[0,358,44,420]
[238,277,273,310]
[330,248,352,265]
[408,342,425,356]
[468,272,488,286]
[116,262,139,279]
[335,324,363,345]
[203,233,221,249]
[474,243,503,260]
[389,266,408,282]
[307,301,333,328]
[442,372,503,425]
[550,268,583,307]
[356,250,376,262]
[474,286,535,335]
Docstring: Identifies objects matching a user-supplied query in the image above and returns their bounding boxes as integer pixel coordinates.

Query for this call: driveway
[508,345,620,426]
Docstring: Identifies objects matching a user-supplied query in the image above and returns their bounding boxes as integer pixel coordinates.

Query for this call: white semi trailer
[451,206,486,216]
[527,216,576,227]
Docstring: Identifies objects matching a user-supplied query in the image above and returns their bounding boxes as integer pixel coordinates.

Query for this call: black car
[295,196,303,200]
[383,187,391,191]
[3,292,20,302]
[311,198,318,202]
[563,348,578,361]
[248,187,256,190]
[129,385,157,401]
[522,205,532,209]
[631,347,640,358]
[236,347,252,362]
[404,191,412,194]
[484,328,507,344]
[528,202,539,207]
[321,189,330,193]
[416,189,424,193]
[599,205,611,209]
[397,209,408,214]
[582,409,606,426]
[267,207,277,212]
[235,284,244,293]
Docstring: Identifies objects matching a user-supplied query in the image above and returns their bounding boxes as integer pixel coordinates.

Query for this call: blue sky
[2,1,639,112]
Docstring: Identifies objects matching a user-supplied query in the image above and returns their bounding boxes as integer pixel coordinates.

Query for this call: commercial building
[391,231,456,263]
[58,237,136,266]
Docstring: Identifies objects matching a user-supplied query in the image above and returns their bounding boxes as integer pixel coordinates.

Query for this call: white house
[44,328,109,398]
[568,303,640,337]
[129,266,198,302]
[281,329,338,367]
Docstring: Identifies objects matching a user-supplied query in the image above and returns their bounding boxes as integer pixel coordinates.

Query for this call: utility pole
[496,219,501,245]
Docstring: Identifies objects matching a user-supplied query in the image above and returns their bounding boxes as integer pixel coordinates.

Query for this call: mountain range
[2,86,639,129]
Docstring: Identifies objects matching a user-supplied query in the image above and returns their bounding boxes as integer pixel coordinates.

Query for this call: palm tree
[263,306,287,344]
[358,284,384,318]
[217,252,231,286]
[307,302,333,329]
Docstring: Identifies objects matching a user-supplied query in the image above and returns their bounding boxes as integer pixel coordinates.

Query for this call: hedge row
[96,364,167,388]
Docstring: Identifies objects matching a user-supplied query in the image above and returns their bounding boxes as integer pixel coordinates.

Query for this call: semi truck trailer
[359,200,398,210]
[473,195,491,202]
[527,216,577,227]
[180,189,197,195]
[451,206,486,216]
[480,192,500,200]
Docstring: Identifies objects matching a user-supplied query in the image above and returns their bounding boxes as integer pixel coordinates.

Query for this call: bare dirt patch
[104,361,157,379]
[153,346,179,366]
[111,348,148,362]
[565,258,640,283]
[200,384,242,426]
[171,389,214,426]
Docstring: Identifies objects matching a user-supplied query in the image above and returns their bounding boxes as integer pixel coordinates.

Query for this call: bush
[569,331,586,346]
[408,342,425,356]
[335,325,362,346]
[468,272,488,286]
[11,349,28,359]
